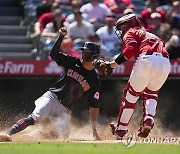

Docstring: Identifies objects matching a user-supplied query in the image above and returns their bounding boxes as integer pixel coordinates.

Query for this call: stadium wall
[0,77,179,132]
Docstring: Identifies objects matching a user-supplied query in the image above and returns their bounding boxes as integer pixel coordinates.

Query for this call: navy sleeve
[88,81,101,108]
[50,35,76,67]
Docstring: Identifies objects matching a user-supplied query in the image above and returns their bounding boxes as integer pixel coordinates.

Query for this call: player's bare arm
[89,107,101,140]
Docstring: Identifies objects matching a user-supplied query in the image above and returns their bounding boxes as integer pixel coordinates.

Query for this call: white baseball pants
[117,52,170,130]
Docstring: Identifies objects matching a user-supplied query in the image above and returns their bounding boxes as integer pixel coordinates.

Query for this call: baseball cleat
[138,119,154,138]
[110,123,128,140]
[110,123,116,135]
[0,134,12,142]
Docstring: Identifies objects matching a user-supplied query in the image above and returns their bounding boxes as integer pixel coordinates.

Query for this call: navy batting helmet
[79,42,100,62]
[79,42,100,54]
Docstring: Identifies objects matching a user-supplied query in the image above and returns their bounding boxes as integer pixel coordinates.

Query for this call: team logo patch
[94,92,99,99]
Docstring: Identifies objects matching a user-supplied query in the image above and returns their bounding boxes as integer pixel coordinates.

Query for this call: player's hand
[59,27,67,36]
[92,129,101,140]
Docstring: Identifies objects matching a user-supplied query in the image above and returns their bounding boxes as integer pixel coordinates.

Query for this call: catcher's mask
[115,13,141,41]
[79,42,100,62]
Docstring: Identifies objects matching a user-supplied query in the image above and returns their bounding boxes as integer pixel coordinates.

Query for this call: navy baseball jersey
[49,36,100,110]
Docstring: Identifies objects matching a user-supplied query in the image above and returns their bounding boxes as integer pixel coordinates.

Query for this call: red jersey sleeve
[122,29,138,60]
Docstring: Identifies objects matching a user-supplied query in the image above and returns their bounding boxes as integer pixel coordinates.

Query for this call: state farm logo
[0,61,34,74]
[45,61,64,74]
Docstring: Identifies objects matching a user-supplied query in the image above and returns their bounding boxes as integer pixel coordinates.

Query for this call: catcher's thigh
[129,53,170,92]
[146,56,170,91]
[129,56,152,92]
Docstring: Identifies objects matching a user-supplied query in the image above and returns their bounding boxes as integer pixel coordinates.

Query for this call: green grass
[0,142,179,154]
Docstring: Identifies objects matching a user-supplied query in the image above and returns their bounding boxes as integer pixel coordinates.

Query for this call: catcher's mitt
[93,59,113,77]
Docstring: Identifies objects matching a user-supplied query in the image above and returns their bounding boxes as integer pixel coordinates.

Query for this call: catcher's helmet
[115,13,141,40]
[79,42,100,62]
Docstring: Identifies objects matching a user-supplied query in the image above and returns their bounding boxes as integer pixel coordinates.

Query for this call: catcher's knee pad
[143,88,158,100]
[123,82,141,105]
[142,88,158,120]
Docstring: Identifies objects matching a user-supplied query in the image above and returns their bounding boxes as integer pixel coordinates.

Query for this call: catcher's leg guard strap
[7,117,35,136]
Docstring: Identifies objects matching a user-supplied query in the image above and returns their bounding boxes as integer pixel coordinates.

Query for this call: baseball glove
[93,59,113,77]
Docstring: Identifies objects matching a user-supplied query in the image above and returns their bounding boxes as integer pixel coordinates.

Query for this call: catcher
[0,27,101,142]
[94,13,170,139]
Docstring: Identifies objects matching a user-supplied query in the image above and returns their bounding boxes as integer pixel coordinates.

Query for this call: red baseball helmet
[115,13,141,40]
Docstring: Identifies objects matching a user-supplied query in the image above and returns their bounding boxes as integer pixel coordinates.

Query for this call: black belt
[145,52,169,59]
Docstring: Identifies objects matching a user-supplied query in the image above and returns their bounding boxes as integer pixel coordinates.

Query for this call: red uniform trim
[144,114,154,118]
[144,88,159,94]
[142,94,158,101]
[128,83,141,96]
[118,121,128,126]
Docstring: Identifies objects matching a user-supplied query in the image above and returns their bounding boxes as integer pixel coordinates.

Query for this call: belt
[145,52,169,59]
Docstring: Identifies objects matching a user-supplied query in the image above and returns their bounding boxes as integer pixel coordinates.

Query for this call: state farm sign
[0,59,180,76]
[0,61,34,74]
[0,60,64,76]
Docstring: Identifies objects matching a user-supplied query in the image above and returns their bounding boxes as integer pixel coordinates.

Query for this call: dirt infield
[1,123,179,144]
[5,124,115,142]
[0,111,179,143]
